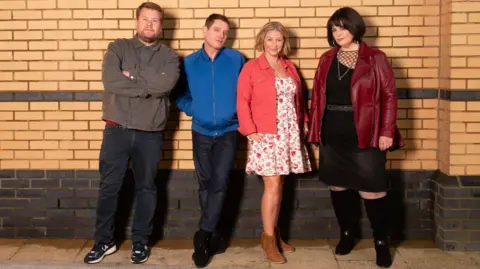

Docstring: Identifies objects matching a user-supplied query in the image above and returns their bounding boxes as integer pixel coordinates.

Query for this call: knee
[330,186,347,192]
[263,178,283,195]
[359,191,386,200]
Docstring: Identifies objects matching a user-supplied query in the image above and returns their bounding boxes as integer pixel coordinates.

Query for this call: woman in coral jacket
[307,7,404,268]
[237,22,311,264]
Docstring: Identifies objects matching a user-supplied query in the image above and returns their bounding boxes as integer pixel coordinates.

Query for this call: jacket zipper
[211,59,217,135]
[370,57,375,147]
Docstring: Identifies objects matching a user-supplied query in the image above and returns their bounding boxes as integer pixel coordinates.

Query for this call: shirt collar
[133,34,161,51]
[258,53,289,71]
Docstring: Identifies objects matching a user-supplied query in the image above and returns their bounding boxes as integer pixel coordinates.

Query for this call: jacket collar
[322,42,373,87]
[257,53,289,72]
[200,43,225,61]
[133,34,161,51]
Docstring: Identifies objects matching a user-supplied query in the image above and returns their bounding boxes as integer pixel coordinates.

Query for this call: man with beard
[176,14,245,268]
[84,2,179,265]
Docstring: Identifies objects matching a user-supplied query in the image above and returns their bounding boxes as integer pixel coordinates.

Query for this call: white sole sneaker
[86,245,117,264]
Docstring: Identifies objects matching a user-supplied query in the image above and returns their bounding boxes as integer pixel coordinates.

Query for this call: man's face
[203,20,229,50]
[136,8,163,44]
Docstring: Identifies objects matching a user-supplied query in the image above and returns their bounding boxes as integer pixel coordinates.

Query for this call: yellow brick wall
[437,0,480,175]
[0,0,478,174]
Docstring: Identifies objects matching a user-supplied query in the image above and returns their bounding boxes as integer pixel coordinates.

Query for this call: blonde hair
[255,22,291,57]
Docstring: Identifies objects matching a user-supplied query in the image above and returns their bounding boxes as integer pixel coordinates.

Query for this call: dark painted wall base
[0,169,478,250]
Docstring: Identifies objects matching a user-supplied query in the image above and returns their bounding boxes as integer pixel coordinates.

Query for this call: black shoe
[192,229,212,268]
[131,243,150,264]
[335,230,358,255]
[210,234,228,255]
[374,238,392,268]
[83,242,117,264]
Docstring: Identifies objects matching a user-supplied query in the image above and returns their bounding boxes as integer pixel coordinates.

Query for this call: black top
[322,56,358,149]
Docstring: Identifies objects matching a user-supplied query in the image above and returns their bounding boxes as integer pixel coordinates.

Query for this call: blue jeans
[94,125,163,245]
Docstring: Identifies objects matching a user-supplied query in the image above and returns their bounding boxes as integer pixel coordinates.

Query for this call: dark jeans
[192,130,239,233]
[94,125,163,245]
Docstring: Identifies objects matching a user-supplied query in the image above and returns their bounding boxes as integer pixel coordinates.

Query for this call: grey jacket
[101,35,180,131]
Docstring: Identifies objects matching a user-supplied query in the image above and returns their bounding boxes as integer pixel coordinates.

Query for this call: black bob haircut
[327,7,366,47]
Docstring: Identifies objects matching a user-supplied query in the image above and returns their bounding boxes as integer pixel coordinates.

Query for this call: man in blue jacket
[176,13,245,268]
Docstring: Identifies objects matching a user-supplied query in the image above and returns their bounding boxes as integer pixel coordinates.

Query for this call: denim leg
[94,125,132,244]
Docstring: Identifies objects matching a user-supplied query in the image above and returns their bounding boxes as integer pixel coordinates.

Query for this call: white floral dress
[246,77,312,176]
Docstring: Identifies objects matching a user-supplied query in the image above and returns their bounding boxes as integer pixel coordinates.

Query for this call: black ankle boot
[364,196,392,268]
[192,229,212,268]
[330,189,362,255]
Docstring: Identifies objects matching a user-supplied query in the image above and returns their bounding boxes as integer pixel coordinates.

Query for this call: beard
[138,31,160,44]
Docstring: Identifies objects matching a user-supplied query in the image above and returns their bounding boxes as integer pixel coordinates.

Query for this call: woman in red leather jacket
[307,7,404,268]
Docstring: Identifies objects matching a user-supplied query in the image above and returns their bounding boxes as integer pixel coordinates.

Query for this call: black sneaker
[192,229,212,268]
[131,243,150,264]
[83,242,117,264]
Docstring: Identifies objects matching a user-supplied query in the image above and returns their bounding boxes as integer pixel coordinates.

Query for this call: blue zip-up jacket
[176,46,245,136]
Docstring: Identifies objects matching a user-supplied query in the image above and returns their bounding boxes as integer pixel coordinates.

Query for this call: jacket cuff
[380,128,395,138]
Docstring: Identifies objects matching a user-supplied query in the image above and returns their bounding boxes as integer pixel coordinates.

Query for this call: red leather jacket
[307,42,404,150]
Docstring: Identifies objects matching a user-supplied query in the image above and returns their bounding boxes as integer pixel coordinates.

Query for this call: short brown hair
[136,2,164,21]
[254,22,291,57]
[205,13,230,29]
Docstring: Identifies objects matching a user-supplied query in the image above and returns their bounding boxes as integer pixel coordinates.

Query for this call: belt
[326,104,353,112]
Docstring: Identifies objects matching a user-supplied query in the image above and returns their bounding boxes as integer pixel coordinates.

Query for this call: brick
[87,0,116,8]
[225,8,254,18]
[378,27,409,37]
[73,10,102,19]
[14,72,43,81]
[44,131,74,141]
[74,71,101,81]
[74,150,99,159]
[0,1,26,9]
[27,0,56,9]
[44,51,73,60]
[59,20,88,30]
[451,156,480,165]
[29,121,58,130]
[0,141,29,149]
[44,111,73,120]
[379,6,408,16]
[28,20,57,30]
[0,52,13,60]
[0,21,26,30]
[0,112,13,120]
[0,150,14,159]
[409,48,439,57]
[270,0,299,7]
[0,72,12,81]
[363,0,393,5]
[30,141,59,150]
[0,102,28,111]
[255,8,284,17]
[14,112,44,120]
[13,10,42,20]
[451,134,480,144]
[58,141,88,150]
[410,27,439,36]
[15,151,43,160]
[45,150,73,160]
[88,20,118,29]
[393,16,423,26]
[42,72,73,82]
[1,160,29,169]
[29,41,58,50]
[394,37,423,47]
[13,52,42,60]
[104,30,133,39]
[407,150,437,160]
[0,42,28,51]
[391,160,422,169]
[467,123,480,133]
[60,160,89,169]
[43,10,72,19]
[74,131,102,140]
[43,30,73,40]
[74,111,102,120]
[239,0,269,7]
[30,102,59,111]
[29,62,58,71]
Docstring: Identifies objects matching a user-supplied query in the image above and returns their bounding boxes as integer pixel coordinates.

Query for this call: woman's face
[263,30,284,57]
[331,24,354,48]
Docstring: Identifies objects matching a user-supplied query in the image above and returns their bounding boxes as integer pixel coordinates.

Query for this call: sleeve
[139,48,181,98]
[101,41,149,98]
[374,52,397,138]
[236,63,257,136]
[174,62,193,116]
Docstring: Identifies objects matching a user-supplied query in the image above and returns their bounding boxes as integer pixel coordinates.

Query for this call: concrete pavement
[0,239,479,269]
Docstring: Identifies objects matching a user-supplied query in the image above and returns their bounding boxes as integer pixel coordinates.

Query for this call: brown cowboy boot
[261,232,286,264]
[275,227,295,253]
